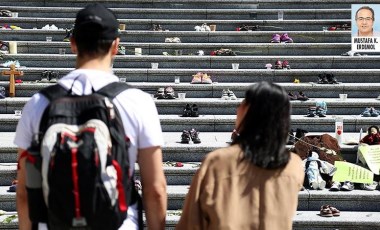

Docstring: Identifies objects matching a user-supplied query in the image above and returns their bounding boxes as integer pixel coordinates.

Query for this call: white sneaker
[221,89,229,100]
[1,60,20,68]
[317,174,326,190]
[228,90,237,100]
[310,181,319,190]
[50,24,58,30]
[201,23,210,31]
[194,26,201,31]
[172,37,181,43]
[41,24,50,30]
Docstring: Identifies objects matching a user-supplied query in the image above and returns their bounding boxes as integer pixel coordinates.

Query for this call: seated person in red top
[360,125,380,145]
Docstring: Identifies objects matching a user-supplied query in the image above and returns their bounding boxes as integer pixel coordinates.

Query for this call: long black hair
[232,82,291,169]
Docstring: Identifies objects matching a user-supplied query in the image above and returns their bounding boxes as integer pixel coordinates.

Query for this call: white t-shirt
[14,69,164,229]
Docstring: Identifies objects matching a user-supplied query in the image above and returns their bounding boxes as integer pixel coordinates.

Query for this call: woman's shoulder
[202,145,242,165]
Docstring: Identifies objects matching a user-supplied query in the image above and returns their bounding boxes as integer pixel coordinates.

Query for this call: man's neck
[75,55,113,72]
[358,29,374,37]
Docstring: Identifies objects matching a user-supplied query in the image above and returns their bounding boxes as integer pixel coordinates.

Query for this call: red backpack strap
[17,150,37,170]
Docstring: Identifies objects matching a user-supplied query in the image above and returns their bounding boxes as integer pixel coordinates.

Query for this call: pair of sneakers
[182,104,199,117]
[0,10,12,17]
[0,41,9,54]
[221,89,237,100]
[306,106,327,117]
[191,72,212,84]
[39,70,59,83]
[154,87,176,99]
[41,24,58,30]
[165,37,181,43]
[274,60,290,69]
[317,73,338,84]
[288,91,309,101]
[361,107,380,117]
[330,181,355,191]
[117,45,126,55]
[270,33,293,43]
[63,28,73,42]
[194,23,210,32]
[236,24,260,31]
[1,60,20,68]
[210,48,236,56]
[152,24,163,31]
[1,25,22,30]
[181,128,201,144]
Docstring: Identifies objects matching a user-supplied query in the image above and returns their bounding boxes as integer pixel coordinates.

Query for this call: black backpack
[20,82,138,230]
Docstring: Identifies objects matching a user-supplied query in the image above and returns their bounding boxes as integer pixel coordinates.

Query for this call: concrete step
[0,210,379,230]
[1,82,380,98]
[167,185,380,211]
[0,210,378,230]
[1,68,379,83]
[0,184,379,212]
[7,41,350,56]
[0,113,376,132]
[1,96,380,116]
[0,131,362,163]
[164,211,380,230]
[0,18,350,31]
[0,6,351,20]
[0,0,367,9]
[3,54,379,69]
[0,30,351,43]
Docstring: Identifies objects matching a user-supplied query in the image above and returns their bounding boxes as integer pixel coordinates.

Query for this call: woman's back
[176,144,304,230]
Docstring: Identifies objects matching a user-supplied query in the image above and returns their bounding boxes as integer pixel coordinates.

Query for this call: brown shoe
[329,206,340,216]
[320,205,333,217]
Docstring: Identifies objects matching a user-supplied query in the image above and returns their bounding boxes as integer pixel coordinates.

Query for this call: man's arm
[16,148,32,230]
[138,146,167,230]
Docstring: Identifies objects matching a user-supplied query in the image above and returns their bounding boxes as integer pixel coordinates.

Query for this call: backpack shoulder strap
[96,82,131,99]
[40,82,131,101]
[39,84,68,102]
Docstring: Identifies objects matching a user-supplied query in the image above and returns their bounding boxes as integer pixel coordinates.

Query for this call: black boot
[317,74,328,84]
[326,73,338,84]
[296,128,308,140]
[287,129,295,145]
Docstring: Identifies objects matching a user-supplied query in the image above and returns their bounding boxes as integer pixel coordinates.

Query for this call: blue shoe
[370,108,379,117]
[361,107,371,117]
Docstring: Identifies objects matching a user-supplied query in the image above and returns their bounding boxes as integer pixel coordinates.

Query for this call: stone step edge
[0,67,377,74]
[0,6,351,13]
[0,210,378,229]
[2,18,350,23]
[0,114,379,126]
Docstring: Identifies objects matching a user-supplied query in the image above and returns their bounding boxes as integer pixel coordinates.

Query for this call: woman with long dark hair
[176,82,304,230]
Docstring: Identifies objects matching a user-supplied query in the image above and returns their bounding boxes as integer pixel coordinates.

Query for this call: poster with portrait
[351,4,380,52]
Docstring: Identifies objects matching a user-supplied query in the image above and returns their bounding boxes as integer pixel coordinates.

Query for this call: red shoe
[274,60,282,69]
[282,60,290,69]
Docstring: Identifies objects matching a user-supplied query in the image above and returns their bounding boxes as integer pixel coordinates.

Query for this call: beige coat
[176,144,304,230]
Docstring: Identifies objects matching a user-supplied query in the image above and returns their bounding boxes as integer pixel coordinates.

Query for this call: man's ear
[111,38,120,56]
[70,37,78,54]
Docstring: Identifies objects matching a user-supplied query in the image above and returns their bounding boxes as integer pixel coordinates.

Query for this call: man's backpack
[20,82,135,230]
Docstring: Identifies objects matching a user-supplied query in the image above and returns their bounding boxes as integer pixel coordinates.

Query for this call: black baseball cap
[73,3,119,41]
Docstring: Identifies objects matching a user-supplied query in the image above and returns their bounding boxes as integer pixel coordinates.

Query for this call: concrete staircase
[1,0,380,229]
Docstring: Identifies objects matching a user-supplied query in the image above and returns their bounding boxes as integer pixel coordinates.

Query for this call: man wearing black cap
[15,4,167,230]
